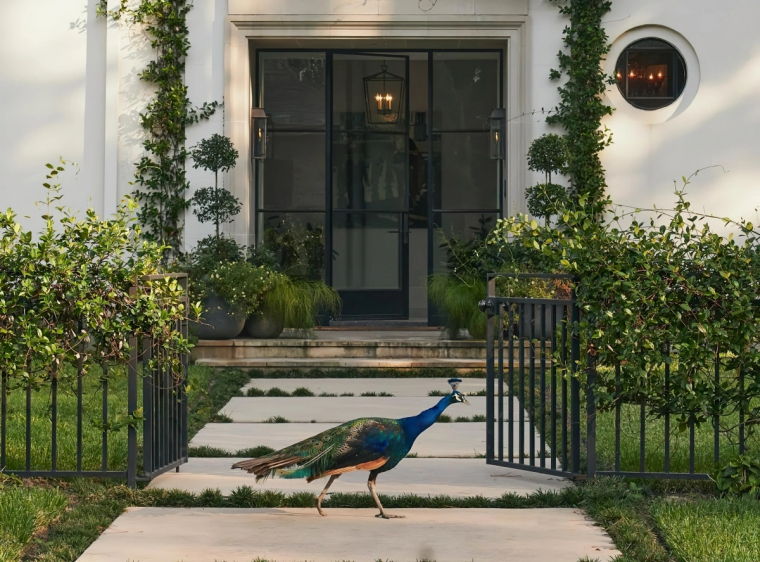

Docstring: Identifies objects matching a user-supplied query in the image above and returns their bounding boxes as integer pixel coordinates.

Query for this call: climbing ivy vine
[98,0,218,258]
[547,0,614,217]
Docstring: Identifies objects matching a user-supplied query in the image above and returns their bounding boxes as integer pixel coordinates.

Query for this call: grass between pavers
[14,477,729,562]
[247,368,487,379]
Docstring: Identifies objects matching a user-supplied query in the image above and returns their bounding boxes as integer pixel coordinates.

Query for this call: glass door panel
[331,53,410,319]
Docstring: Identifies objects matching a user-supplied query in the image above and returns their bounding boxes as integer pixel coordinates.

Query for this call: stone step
[220,396,493,422]
[148,457,569,497]
[194,357,487,369]
[192,336,486,361]
[242,377,488,396]
[191,422,548,458]
[77,507,620,562]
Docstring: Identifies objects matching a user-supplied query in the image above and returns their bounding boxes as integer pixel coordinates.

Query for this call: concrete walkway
[220,396,493,422]
[78,507,620,562]
[242,377,489,396]
[191,421,548,457]
[148,458,569,497]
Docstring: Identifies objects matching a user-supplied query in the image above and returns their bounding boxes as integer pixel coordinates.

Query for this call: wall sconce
[251,108,268,160]
[489,109,506,160]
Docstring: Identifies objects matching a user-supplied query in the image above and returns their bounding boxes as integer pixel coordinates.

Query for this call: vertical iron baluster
[181,281,189,463]
[484,281,495,462]
[550,305,557,471]
[518,303,525,464]
[26,377,31,471]
[539,304,546,467]
[570,293,581,475]
[143,338,153,476]
[1,371,6,471]
[664,346,670,473]
[689,420,696,474]
[739,367,745,456]
[714,346,720,466]
[507,304,515,462]
[529,303,535,465]
[77,352,83,472]
[51,370,57,472]
[586,353,597,479]
[561,305,568,471]
[497,303,504,462]
[102,365,108,472]
[615,362,621,473]
[639,396,646,473]
[127,329,138,488]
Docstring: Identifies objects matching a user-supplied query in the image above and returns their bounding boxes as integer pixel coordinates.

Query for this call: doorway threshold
[326,320,433,329]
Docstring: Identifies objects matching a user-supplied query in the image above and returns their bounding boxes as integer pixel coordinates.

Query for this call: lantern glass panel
[252,115,268,159]
[489,110,505,160]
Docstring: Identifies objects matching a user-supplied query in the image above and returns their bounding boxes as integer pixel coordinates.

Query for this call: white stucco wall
[0,0,104,232]
[527,0,760,224]
[2,0,759,240]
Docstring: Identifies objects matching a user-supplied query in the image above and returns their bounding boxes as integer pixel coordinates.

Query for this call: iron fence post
[484,275,497,462]
[586,353,597,479]
[570,285,581,475]
[127,289,138,489]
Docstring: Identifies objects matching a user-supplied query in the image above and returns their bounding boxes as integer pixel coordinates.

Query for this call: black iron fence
[0,274,189,486]
[481,273,746,481]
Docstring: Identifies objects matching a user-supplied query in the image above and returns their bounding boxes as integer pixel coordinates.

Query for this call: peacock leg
[368,472,405,519]
[316,474,340,516]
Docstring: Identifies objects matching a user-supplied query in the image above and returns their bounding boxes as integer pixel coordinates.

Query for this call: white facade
[2,0,759,240]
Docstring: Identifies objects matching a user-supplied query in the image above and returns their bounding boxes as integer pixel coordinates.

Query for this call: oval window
[614,38,687,110]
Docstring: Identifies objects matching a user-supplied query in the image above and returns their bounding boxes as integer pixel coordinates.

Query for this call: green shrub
[714,456,760,496]
[292,387,316,397]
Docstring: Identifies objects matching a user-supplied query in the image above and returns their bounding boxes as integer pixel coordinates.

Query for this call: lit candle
[494,131,500,143]
[616,71,622,80]
[258,128,263,140]
[629,70,635,78]
[385,93,393,111]
[649,73,654,80]
[375,93,383,111]
[657,71,663,79]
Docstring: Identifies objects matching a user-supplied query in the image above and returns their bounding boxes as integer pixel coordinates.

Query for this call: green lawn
[0,484,68,562]
[651,496,760,562]
[2,368,136,472]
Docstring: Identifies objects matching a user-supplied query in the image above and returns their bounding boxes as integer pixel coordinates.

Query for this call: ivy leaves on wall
[547,0,615,217]
[98,0,219,258]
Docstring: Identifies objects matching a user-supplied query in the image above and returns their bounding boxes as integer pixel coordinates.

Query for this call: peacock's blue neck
[398,395,452,444]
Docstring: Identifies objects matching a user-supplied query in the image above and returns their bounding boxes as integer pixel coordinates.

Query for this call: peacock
[232,378,469,519]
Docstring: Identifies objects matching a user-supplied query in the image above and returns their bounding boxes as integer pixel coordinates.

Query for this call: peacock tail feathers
[232,417,405,482]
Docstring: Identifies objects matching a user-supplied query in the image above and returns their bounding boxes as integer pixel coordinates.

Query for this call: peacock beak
[462,396,470,405]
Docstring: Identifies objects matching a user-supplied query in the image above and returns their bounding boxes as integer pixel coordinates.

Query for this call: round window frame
[614,37,687,111]
[605,26,700,124]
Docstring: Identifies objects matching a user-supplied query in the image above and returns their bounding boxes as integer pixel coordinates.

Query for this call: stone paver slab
[191,422,545,457]
[221,396,495,422]
[148,457,569,497]
[242,377,489,396]
[77,507,619,562]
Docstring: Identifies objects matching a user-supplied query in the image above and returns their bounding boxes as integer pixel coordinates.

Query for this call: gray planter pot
[245,312,285,339]
[193,294,245,340]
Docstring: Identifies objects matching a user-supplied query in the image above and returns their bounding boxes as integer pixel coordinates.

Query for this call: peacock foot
[375,513,405,519]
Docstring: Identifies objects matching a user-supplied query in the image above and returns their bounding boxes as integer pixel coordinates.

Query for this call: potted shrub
[246,235,341,339]
[428,218,557,340]
[188,254,276,340]
[184,134,255,339]
[525,133,570,226]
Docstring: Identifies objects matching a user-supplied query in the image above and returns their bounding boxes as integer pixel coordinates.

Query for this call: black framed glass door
[329,53,410,319]
[254,47,502,324]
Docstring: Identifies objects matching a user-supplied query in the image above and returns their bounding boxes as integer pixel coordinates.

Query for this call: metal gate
[479,273,582,478]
